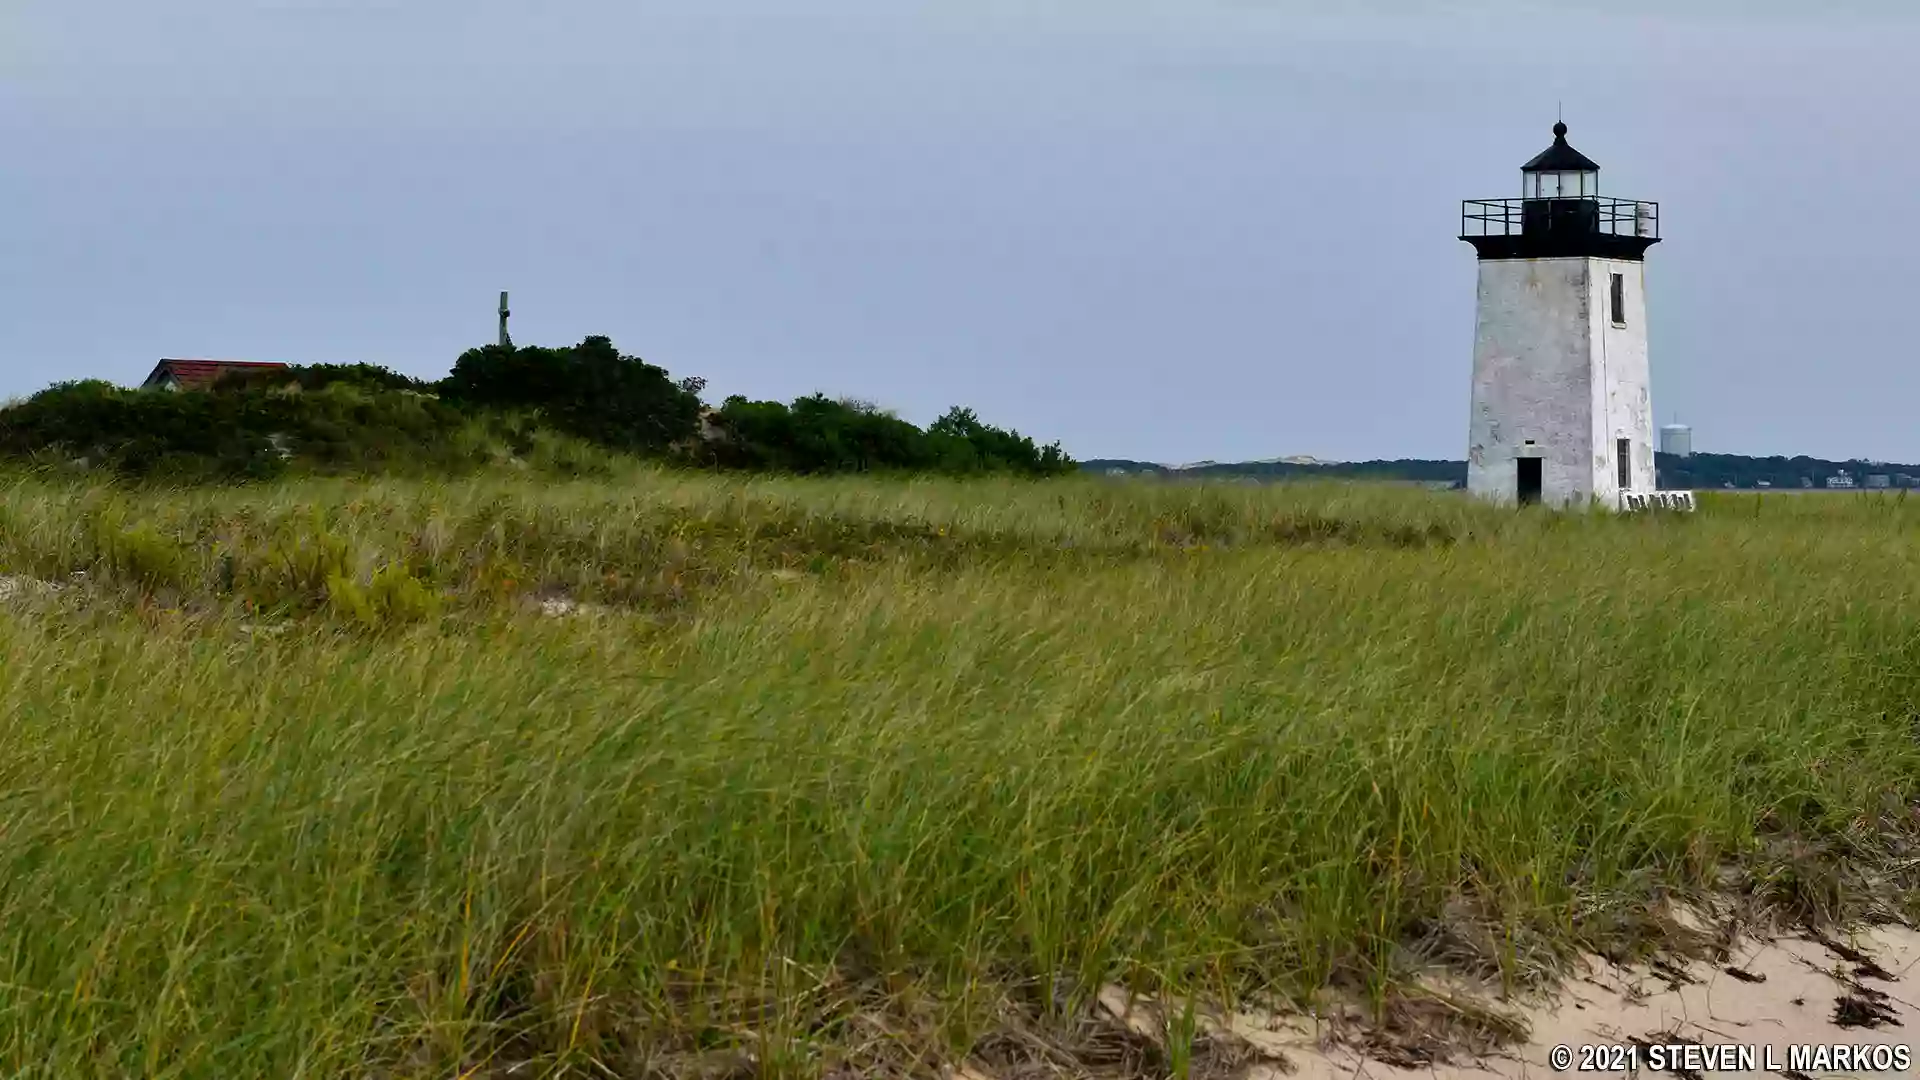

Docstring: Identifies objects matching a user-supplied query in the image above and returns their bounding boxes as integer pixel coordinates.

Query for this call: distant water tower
[1460,122,1663,508]
[1659,423,1692,458]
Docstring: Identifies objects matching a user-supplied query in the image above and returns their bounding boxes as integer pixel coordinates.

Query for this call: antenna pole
[497,291,512,348]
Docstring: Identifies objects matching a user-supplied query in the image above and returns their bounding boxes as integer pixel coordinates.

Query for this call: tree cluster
[439,336,704,456]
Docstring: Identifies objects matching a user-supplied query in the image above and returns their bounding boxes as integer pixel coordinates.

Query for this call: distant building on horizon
[1659,423,1692,458]
[140,358,289,392]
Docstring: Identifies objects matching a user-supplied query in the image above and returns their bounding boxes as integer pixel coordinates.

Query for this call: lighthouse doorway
[1517,457,1543,506]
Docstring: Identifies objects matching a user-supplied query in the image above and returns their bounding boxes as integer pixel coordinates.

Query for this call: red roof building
[140,359,291,391]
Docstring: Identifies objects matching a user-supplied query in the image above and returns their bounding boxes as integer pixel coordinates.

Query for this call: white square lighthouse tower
[1460,122,1661,509]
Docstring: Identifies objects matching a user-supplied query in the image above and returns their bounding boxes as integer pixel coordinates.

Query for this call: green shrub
[213,362,437,396]
[368,563,441,624]
[440,336,702,455]
[705,396,1075,477]
[241,522,356,612]
[327,564,441,629]
[0,379,476,480]
[91,520,191,593]
[927,405,1073,476]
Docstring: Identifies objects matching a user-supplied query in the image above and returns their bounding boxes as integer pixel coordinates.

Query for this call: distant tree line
[1080,452,1920,491]
[1081,458,1468,485]
[1653,452,1920,490]
[0,336,1075,481]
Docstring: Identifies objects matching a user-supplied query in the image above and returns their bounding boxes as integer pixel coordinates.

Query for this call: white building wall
[1467,255,1654,509]
[1588,257,1654,504]
[1466,258,1595,507]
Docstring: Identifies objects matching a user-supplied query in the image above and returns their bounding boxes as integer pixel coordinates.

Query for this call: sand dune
[1087,926,1920,1079]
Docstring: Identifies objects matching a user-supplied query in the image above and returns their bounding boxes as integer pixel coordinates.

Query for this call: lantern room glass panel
[1525,169,1597,199]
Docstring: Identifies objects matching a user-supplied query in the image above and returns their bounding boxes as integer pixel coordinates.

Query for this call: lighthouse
[1460,122,1661,508]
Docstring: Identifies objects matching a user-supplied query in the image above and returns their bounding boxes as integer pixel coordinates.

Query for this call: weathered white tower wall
[1589,258,1654,502]
[1465,256,1653,508]
[1467,258,1591,507]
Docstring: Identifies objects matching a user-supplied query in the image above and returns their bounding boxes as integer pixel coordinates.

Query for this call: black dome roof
[1521,121,1600,172]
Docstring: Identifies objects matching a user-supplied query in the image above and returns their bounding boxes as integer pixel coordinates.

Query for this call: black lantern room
[1461,122,1660,260]
[1522,121,1599,198]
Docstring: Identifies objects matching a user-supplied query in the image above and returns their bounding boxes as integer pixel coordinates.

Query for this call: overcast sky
[4,1,1915,464]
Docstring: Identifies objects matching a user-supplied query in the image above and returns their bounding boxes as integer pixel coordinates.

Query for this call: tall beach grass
[2,470,1919,1076]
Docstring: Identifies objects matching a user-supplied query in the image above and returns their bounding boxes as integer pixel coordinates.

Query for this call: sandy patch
[530,592,608,618]
[1076,927,1920,1079]
[0,575,66,603]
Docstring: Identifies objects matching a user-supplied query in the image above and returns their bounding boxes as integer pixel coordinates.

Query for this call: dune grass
[2,469,1919,1077]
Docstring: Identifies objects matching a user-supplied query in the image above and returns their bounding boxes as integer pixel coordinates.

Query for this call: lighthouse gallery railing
[1460,196,1659,239]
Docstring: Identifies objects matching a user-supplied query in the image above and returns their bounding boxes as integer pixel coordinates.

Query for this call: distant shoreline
[1082,454,1920,493]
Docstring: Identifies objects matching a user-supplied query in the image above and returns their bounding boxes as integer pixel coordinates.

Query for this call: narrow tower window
[1609,273,1626,326]
[1616,438,1631,491]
